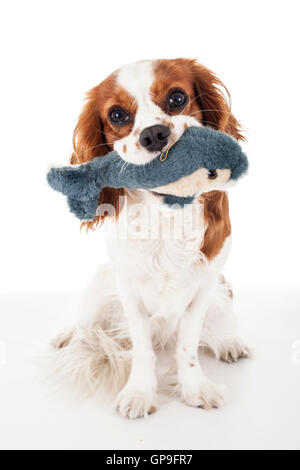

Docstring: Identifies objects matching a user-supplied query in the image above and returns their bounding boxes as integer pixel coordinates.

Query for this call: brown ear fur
[201,191,231,260]
[71,86,124,229]
[71,86,110,164]
[191,61,242,259]
[191,61,245,142]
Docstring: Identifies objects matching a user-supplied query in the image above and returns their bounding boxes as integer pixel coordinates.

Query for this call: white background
[0,0,300,451]
[1,0,300,294]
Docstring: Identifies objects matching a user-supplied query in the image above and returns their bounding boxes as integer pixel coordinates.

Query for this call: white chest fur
[105,191,230,319]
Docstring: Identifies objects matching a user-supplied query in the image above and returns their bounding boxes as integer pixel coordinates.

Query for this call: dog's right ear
[71,85,111,164]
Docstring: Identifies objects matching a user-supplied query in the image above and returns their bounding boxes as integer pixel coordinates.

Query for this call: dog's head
[71,58,244,227]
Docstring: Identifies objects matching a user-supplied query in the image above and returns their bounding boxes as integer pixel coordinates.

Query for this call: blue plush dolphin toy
[47,126,248,221]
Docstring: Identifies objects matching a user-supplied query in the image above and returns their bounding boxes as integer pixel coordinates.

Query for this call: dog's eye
[167,89,188,111]
[109,107,130,126]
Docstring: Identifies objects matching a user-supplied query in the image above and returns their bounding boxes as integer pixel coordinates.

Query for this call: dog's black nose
[139,125,171,152]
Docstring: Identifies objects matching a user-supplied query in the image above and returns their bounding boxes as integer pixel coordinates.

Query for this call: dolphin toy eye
[208,170,218,180]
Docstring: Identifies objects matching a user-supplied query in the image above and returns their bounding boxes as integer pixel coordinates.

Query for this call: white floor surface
[0,288,299,450]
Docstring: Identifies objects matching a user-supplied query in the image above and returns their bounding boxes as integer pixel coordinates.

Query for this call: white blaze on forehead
[116,60,165,130]
[117,60,155,104]
[114,61,164,165]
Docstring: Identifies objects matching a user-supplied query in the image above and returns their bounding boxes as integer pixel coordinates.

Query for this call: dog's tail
[48,306,132,397]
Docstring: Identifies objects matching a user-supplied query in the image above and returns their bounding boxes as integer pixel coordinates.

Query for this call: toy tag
[160,141,176,162]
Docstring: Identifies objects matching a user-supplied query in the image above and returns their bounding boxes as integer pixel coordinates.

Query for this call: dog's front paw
[115,387,158,419]
[219,338,251,363]
[181,380,226,410]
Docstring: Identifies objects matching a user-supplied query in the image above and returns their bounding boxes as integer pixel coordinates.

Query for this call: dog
[51,58,250,419]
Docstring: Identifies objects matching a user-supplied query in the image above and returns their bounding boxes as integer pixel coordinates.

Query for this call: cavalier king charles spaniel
[52,58,250,419]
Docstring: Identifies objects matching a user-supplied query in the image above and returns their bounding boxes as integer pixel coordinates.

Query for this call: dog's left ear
[191,61,245,142]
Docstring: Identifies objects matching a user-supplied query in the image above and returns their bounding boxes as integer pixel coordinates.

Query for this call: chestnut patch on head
[152,58,245,142]
[151,59,197,118]
[100,79,137,141]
